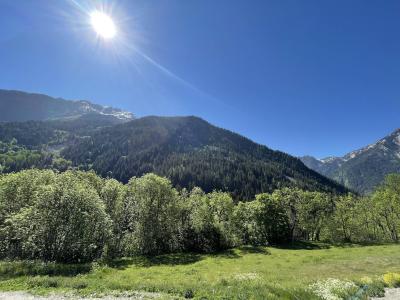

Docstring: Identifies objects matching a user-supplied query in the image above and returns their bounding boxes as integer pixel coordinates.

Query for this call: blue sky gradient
[1,0,400,158]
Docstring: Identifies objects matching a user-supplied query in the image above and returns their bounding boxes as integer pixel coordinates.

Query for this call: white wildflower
[234,272,259,281]
[308,278,357,300]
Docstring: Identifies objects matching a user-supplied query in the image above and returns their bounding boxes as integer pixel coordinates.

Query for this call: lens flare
[90,11,116,39]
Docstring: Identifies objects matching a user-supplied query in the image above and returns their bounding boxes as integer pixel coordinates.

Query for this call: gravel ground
[371,288,400,300]
[2,289,400,300]
[0,292,164,300]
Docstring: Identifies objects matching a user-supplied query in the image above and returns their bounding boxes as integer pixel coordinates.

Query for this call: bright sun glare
[90,11,116,39]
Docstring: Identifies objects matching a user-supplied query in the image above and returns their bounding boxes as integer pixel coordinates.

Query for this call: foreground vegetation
[1,169,400,298]
[0,243,399,299]
[1,169,400,263]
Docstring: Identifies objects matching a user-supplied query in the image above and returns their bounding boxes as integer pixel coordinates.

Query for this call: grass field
[0,243,399,299]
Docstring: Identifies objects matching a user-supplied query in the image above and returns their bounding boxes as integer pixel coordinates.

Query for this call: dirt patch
[371,288,400,300]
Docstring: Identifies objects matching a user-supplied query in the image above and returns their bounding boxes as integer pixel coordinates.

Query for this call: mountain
[60,116,347,199]
[0,89,134,122]
[300,129,400,194]
[0,90,346,199]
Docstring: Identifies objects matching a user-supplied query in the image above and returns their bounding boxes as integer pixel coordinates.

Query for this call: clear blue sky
[1,0,400,158]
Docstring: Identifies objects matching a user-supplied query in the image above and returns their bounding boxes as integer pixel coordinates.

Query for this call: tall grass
[0,243,399,299]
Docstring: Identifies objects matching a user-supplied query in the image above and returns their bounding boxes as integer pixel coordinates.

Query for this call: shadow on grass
[210,249,241,259]
[0,261,92,279]
[330,241,393,248]
[273,241,331,250]
[108,248,245,270]
[237,245,271,255]
[272,241,394,250]
[108,252,204,269]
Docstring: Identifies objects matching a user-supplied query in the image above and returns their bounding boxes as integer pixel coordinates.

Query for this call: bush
[122,174,183,255]
[183,189,238,252]
[365,281,385,298]
[0,169,56,222]
[1,171,112,262]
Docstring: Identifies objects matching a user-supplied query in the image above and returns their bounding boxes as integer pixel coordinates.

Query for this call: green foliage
[255,193,291,243]
[0,169,399,263]
[323,174,400,243]
[0,140,73,174]
[0,169,56,225]
[326,194,359,242]
[122,174,183,255]
[372,174,400,242]
[0,141,51,173]
[233,200,265,245]
[180,188,239,252]
[100,179,126,257]
[364,281,385,298]
[1,171,111,262]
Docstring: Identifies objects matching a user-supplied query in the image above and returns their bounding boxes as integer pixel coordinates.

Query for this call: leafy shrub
[365,281,385,298]
[1,171,112,262]
[183,189,239,252]
[122,174,182,255]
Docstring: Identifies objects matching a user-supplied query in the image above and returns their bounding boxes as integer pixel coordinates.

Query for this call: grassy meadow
[0,243,399,299]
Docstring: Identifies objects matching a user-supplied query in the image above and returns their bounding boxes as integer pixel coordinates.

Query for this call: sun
[90,11,117,39]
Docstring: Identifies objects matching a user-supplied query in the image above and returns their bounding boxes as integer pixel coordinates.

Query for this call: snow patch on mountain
[75,101,134,120]
[393,133,400,146]
[320,157,334,163]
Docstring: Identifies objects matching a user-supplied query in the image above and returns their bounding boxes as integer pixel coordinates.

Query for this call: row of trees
[0,170,399,263]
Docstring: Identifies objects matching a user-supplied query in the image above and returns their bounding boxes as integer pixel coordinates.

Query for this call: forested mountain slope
[0,113,131,173]
[301,128,400,193]
[61,116,347,199]
[0,88,346,199]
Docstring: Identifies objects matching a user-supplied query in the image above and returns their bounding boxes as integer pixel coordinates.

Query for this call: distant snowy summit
[74,100,134,121]
[0,89,134,122]
[301,129,400,194]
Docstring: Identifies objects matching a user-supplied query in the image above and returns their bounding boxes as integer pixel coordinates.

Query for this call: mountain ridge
[301,128,400,193]
[0,89,134,122]
[0,89,347,199]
